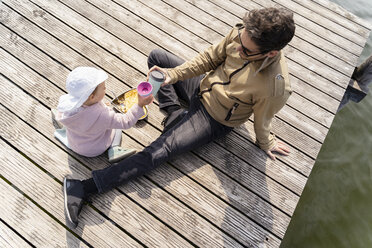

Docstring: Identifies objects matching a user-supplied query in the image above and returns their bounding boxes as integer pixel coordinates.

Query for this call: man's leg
[92,95,233,193]
[147,49,203,131]
[147,49,203,110]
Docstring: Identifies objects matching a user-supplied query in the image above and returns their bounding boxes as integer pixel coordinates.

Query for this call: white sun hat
[57,67,108,113]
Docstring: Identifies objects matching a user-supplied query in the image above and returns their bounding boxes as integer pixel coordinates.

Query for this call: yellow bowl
[111,89,148,120]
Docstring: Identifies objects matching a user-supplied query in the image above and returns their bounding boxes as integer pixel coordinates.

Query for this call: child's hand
[137,94,154,108]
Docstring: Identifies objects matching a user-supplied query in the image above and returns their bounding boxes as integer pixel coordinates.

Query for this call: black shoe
[63,177,87,229]
[161,109,188,133]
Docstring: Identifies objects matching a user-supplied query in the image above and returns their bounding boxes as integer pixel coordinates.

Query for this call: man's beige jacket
[167,25,292,151]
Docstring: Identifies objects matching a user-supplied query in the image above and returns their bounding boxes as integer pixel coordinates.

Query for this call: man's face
[237,28,271,61]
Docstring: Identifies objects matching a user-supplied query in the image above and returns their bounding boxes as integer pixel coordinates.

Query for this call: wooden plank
[0,79,268,247]
[70,0,328,161]
[106,0,220,46]
[59,0,198,61]
[107,1,339,117]
[310,0,372,29]
[0,3,304,215]
[235,120,318,167]
[0,1,148,113]
[0,70,293,244]
[0,6,308,229]
[136,166,282,245]
[270,0,368,43]
[292,25,359,66]
[0,56,240,248]
[0,173,88,247]
[284,46,350,88]
[287,92,334,128]
[21,0,148,74]
[0,9,296,240]
[2,0,342,242]
[289,35,354,76]
[0,29,283,243]
[145,109,312,192]
[0,110,144,247]
[187,143,300,213]
[6,0,334,141]
[81,0,209,59]
[1,0,364,246]
[0,105,197,248]
[267,116,321,160]
[145,0,232,36]
[81,2,333,149]
[292,0,370,34]
[213,122,308,194]
[0,220,32,248]
[287,61,344,101]
[0,2,130,82]
[0,50,280,246]
[0,132,143,247]
[280,105,328,143]
[215,129,311,188]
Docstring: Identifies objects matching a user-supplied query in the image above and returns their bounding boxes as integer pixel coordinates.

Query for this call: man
[63,7,295,228]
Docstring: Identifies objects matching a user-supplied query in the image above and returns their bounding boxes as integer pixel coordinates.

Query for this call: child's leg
[110,129,122,148]
[107,130,136,163]
[51,108,64,129]
[51,109,70,147]
[54,128,69,148]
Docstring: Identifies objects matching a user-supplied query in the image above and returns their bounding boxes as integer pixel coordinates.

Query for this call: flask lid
[150,70,165,81]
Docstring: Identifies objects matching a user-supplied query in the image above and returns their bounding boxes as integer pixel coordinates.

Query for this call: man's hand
[147,66,171,86]
[265,141,290,160]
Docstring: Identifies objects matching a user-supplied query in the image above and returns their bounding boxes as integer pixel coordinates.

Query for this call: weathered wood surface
[0,164,89,248]
[0,0,370,247]
[0,220,32,248]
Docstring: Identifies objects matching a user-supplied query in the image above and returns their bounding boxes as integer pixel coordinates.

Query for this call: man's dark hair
[243,7,295,52]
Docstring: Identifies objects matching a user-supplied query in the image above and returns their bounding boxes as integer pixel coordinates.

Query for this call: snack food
[112,89,148,120]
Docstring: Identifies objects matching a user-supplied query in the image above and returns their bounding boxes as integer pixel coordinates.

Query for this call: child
[52,66,153,163]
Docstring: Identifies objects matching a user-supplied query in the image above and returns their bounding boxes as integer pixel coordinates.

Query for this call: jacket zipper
[225,103,240,121]
[198,61,250,98]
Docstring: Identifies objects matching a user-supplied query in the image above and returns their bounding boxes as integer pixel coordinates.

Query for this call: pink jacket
[56,101,144,157]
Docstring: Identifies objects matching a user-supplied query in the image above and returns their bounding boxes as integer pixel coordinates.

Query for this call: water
[281,1,372,247]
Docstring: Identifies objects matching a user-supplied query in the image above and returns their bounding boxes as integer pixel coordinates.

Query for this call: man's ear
[267,50,279,58]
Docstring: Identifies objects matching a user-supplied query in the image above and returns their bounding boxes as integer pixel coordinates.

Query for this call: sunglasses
[238,28,269,57]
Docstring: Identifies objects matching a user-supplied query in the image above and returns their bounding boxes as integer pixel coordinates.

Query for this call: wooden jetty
[0,0,370,247]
